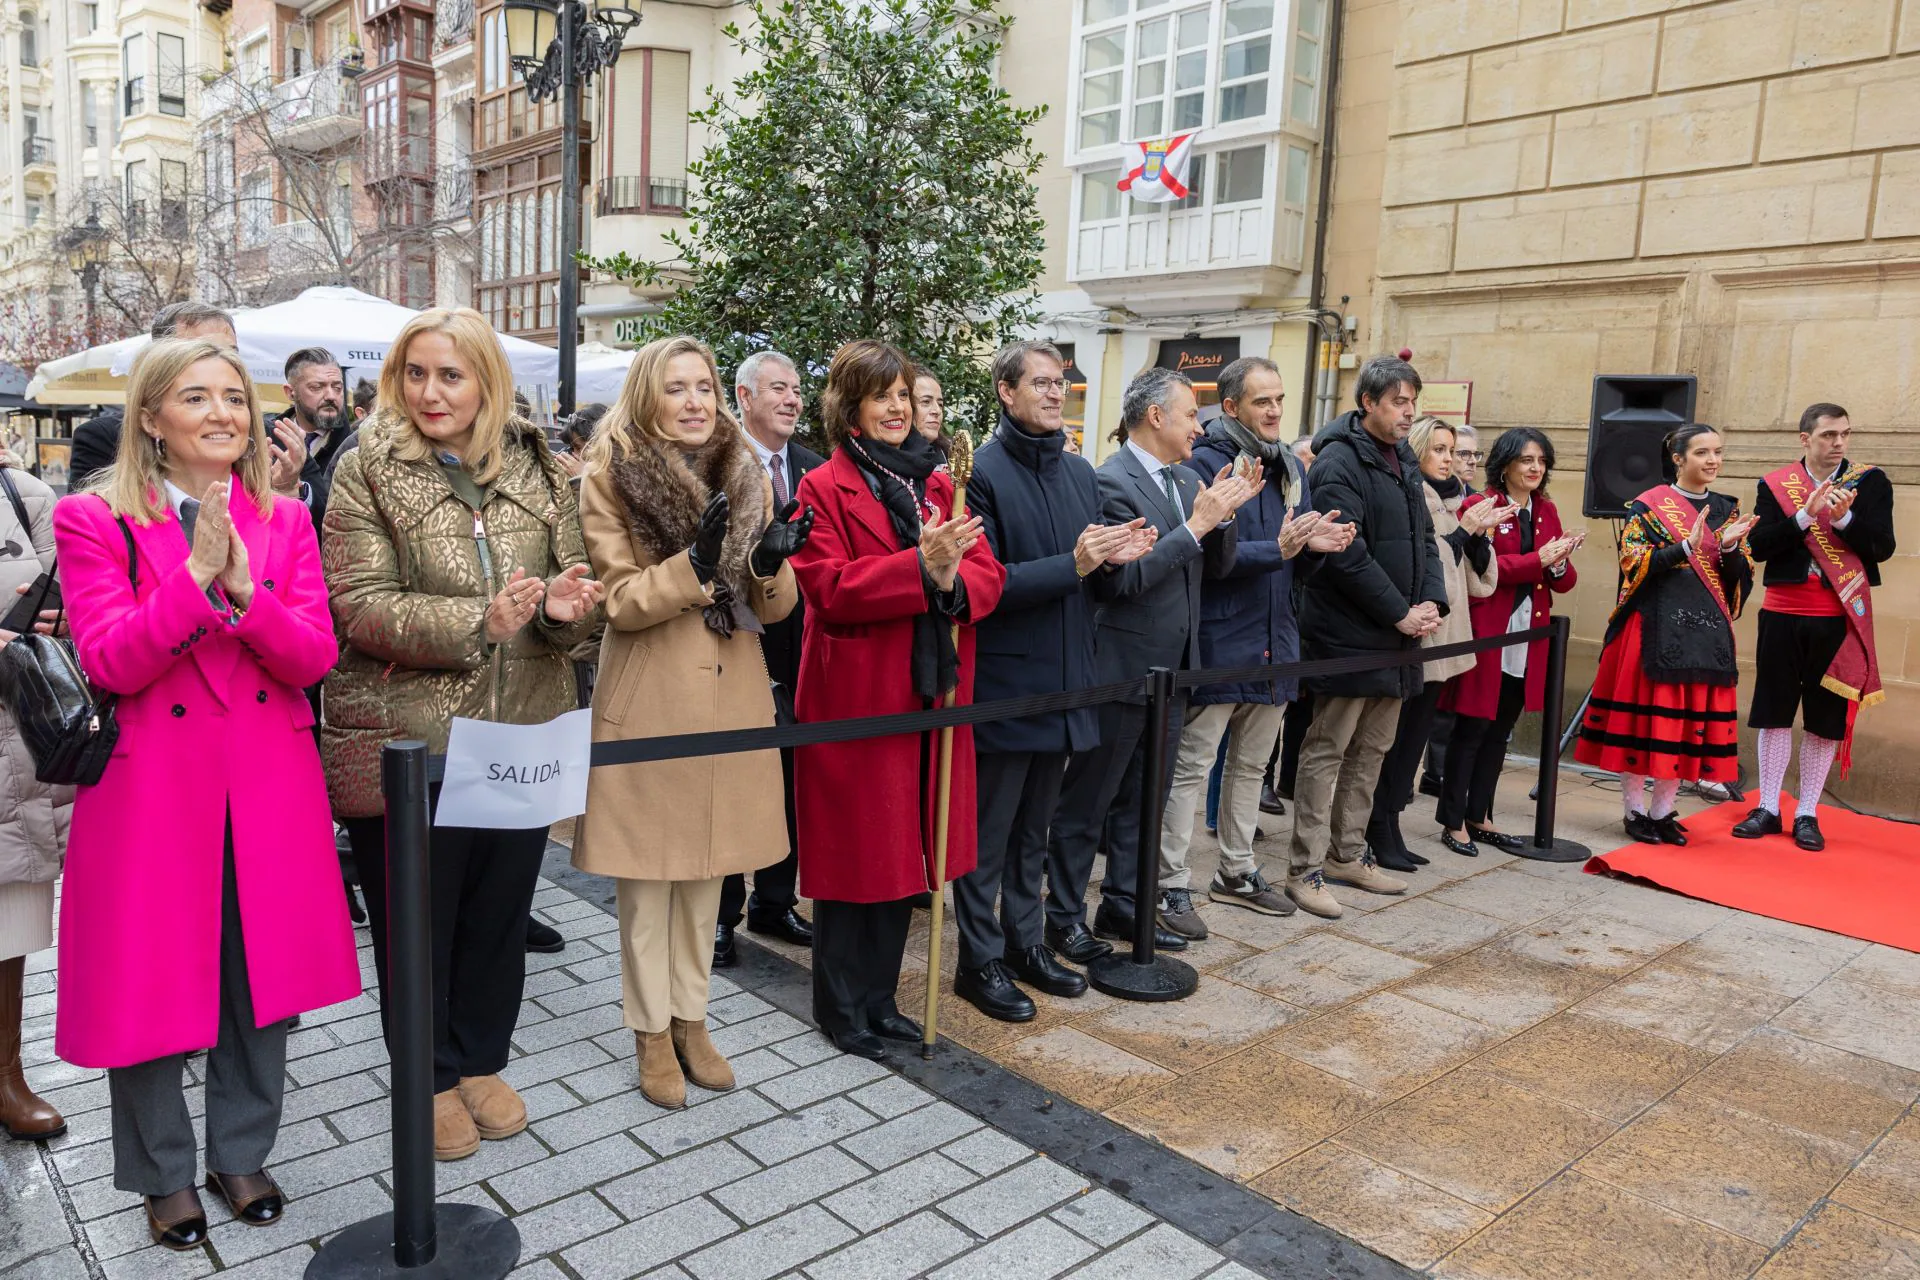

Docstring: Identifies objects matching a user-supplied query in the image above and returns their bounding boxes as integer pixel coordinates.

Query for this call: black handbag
[0,517,135,786]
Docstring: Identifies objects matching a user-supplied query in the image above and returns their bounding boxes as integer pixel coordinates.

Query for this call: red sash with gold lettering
[1638,486,1736,623]
[1762,463,1883,770]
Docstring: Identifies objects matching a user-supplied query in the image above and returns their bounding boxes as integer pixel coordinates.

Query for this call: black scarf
[1426,473,1464,501]
[844,431,959,698]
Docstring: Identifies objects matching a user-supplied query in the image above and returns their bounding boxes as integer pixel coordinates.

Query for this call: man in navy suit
[715,350,823,966]
[1044,367,1257,952]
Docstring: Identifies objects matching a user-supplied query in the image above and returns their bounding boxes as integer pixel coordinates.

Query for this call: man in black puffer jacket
[1286,356,1448,919]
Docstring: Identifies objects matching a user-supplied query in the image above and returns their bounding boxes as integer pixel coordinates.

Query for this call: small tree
[585,0,1047,437]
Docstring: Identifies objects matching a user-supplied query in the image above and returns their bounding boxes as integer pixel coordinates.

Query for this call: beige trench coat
[1423,481,1499,682]
[571,463,796,883]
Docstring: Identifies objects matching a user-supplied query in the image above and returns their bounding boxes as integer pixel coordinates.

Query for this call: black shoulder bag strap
[0,467,31,541]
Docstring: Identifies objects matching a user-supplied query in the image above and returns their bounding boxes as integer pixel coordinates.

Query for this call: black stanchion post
[1087,668,1199,1001]
[308,742,520,1280]
[1517,617,1591,864]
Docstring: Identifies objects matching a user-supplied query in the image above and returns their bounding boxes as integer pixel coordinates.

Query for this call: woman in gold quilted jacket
[320,307,603,1161]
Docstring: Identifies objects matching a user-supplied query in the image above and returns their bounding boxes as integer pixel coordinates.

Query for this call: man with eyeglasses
[951,340,1154,1022]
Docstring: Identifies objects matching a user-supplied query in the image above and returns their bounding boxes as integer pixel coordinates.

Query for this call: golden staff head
[947,430,974,488]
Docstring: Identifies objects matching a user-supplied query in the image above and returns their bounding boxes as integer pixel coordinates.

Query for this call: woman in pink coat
[53,338,360,1251]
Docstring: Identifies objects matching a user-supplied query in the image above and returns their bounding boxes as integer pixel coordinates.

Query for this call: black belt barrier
[322,616,1588,1277]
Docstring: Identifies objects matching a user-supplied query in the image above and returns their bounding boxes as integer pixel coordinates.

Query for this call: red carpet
[1585,800,1920,953]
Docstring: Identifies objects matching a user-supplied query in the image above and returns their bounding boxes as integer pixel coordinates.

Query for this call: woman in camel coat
[573,335,809,1109]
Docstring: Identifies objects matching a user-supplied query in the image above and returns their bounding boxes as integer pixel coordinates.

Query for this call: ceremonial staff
[922,430,973,1059]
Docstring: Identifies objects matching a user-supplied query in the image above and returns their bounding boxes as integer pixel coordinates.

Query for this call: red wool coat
[791,450,1006,904]
[1443,492,1578,720]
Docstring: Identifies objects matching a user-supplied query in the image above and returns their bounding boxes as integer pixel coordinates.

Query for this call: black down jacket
[1297,410,1449,699]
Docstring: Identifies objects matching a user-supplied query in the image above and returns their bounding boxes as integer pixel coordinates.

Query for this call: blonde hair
[583,335,737,472]
[1408,415,1456,469]
[379,307,516,484]
[94,338,274,524]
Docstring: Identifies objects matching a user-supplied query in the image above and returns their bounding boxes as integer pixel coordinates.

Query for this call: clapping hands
[1277,507,1356,559]
[185,481,257,610]
[920,512,984,592]
[1074,518,1154,575]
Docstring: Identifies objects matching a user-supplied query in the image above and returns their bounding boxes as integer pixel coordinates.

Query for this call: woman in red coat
[792,341,1005,1061]
[1436,428,1582,855]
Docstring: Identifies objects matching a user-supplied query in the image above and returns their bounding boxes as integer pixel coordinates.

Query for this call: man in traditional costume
[1732,403,1894,850]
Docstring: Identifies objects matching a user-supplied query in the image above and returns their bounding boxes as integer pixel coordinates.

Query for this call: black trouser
[109,820,287,1196]
[1046,699,1180,930]
[1421,710,1455,790]
[1272,688,1315,796]
[956,750,1068,971]
[810,897,913,1038]
[1373,680,1446,831]
[720,744,802,929]
[1438,673,1526,832]
[1748,610,1851,739]
[343,790,547,1095]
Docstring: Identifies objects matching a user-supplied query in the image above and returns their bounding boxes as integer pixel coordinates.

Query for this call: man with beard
[950,340,1153,1021]
[1156,357,1352,939]
[277,347,358,530]
[714,350,821,967]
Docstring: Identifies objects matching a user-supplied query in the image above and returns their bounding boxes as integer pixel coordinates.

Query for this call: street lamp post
[503,0,638,418]
[59,215,108,347]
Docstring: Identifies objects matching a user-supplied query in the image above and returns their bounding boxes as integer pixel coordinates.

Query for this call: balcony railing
[366,131,433,183]
[597,175,687,216]
[273,65,362,150]
[22,137,53,167]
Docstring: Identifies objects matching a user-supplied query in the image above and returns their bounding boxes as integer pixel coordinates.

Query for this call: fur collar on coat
[607,424,765,613]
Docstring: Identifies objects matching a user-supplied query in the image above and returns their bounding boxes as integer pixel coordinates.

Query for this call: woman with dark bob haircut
[789,340,1006,1060]
[1435,427,1583,856]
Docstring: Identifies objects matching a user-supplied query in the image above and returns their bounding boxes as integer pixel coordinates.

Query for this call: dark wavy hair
[819,340,917,450]
[1662,422,1721,482]
[1483,426,1555,499]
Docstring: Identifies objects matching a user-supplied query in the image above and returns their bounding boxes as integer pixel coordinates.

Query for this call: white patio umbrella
[573,342,637,408]
[29,286,562,408]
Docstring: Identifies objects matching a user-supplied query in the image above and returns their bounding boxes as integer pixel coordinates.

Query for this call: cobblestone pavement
[4,868,1344,1280]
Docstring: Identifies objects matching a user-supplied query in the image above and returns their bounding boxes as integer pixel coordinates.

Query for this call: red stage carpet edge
[1584,799,1920,953]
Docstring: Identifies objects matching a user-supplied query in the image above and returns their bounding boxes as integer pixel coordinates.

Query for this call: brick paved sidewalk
[4,865,1327,1280]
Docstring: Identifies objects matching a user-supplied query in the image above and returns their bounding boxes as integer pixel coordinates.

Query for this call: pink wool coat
[52,486,361,1069]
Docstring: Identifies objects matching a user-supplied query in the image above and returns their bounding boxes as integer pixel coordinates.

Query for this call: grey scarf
[1218,414,1294,504]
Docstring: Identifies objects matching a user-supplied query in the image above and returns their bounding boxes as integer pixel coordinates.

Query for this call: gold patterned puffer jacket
[318,411,599,816]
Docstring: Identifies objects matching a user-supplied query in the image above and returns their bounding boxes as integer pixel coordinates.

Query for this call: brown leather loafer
[205,1169,284,1226]
[146,1186,209,1249]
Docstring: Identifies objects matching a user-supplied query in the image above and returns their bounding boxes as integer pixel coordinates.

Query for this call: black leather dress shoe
[1731,807,1782,839]
[1091,902,1189,952]
[526,917,565,954]
[831,1029,889,1060]
[206,1170,283,1226]
[1793,815,1826,851]
[1010,946,1088,998]
[1043,922,1113,965]
[1651,814,1689,846]
[747,909,814,947]
[870,1012,923,1042]
[1375,845,1421,873]
[1418,773,1443,798]
[1259,785,1286,815]
[954,961,1037,1022]
[1439,829,1480,858]
[713,923,738,969]
[1623,812,1663,844]
[146,1188,209,1250]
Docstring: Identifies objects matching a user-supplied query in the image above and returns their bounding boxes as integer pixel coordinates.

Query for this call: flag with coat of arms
[1118,133,1197,202]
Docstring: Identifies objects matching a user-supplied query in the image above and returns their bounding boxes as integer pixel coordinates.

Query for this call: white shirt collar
[162,480,194,519]
[744,431,788,473]
[1125,438,1170,479]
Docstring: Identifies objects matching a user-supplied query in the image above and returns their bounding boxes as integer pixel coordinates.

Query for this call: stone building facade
[1322,0,1920,814]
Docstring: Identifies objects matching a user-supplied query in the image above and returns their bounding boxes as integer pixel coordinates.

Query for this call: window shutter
[609,48,648,179]
[647,50,689,183]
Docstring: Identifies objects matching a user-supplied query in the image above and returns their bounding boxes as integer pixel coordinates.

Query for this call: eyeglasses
[1028,378,1072,395]
[1453,449,1481,464]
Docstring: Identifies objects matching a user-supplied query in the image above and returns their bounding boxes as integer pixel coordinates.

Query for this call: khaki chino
[1288,695,1401,874]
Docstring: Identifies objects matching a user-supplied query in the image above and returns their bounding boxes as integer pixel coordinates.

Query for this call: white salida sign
[436,708,593,829]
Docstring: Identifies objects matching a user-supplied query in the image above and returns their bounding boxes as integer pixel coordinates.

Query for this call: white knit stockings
[1798,733,1839,821]
[1756,727,1793,817]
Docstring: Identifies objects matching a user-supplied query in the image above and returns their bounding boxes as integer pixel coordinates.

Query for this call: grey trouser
[1160,702,1286,891]
[109,830,288,1196]
[1288,695,1402,875]
[957,750,1069,971]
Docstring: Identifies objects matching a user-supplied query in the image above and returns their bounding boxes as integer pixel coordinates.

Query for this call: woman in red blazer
[791,341,1005,1062]
[1436,428,1582,855]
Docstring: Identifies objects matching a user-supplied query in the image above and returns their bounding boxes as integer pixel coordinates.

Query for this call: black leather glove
[750,500,815,578]
[688,492,730,584]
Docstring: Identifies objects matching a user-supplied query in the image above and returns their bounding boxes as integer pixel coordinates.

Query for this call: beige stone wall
[1326,0,1920,816]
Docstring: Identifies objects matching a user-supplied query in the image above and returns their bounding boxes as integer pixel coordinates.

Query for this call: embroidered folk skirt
[1575,613,1739,781]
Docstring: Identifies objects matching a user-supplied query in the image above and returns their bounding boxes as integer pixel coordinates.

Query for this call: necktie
[1517,507,1534,553]
[178,499,226,608]
[1160,466,1185,521]
[770,453,789,508]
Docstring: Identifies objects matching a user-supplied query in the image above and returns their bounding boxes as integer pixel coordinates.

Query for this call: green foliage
[583,0,1048,440]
